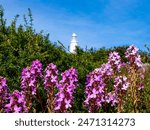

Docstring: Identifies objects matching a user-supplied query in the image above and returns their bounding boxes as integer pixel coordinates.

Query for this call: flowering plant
[44,63,58,112]
[0,76,8,112]
[54,67,78,112]
[84,45,145,112]
[0,45,147,113]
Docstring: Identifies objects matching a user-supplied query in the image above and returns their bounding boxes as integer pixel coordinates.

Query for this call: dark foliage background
[0,6,150,112]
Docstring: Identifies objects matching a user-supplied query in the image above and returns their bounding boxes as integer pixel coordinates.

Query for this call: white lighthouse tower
[69,33,78,54]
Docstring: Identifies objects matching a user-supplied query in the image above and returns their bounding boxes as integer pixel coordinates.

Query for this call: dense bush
[0,7,150,112]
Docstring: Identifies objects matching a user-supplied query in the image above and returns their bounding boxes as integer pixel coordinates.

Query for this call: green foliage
[0,6,150,112]
[139,66,150,112]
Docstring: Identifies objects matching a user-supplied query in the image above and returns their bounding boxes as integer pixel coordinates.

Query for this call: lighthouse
[69,33,78,54]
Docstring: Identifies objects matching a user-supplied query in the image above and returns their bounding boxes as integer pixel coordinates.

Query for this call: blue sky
[1,0,150,50]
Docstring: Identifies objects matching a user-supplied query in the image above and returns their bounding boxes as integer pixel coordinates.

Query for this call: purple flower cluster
[99,63,113,79]
[21,60,42,95]
[54,67,78,112]
[84,59,120,112]
[105,76,130,108]
[114,76,130,92]
[125,45,143,68]
[20,60,42,112]
[44,63,58,112]
[84,69,105,112]
[105,92,117,106]
[44,63,58,91]
[30,60,43,77]
[5,90,26,113]
[125,45,145,90]
[85,51,128,112]
[84,56,120,112]
[21,68,37,95]
[0,76,8,110]
[84,45,146,112]
[108,51,122,72]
